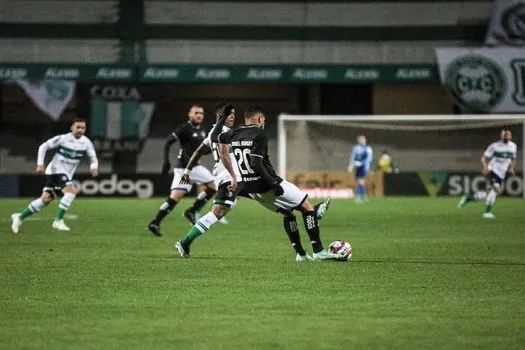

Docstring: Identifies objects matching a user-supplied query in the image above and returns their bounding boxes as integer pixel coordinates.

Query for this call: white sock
[59,192,76,212]
[474,192,487,201]
[194,212,219,233]
[486,190,497,206]
[29,198,45,213]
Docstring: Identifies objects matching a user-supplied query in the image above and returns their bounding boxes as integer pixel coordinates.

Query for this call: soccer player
[147,105,217,236]
[202,105,335,261]
[10,119,98,233]
[458,129,517,219]
[174,103,241,256]
[347,135,373,202]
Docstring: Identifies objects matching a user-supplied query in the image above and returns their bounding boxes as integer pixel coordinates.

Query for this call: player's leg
[355,167,367,202]
[458,191,487,208]
[252,180,335,260]
[11,189,54,233]
[147,169,190,236]
[483,175,501,219]
[175,182,237,257]
[182,166,217,225]
[52,182,78,231]
[279,209,311,262]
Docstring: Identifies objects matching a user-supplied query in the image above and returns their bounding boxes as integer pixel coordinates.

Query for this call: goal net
[278,115,525,199]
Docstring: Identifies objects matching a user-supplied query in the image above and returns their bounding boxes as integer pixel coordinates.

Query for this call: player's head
[71,118,87,139]
[244,105,266,129]
[215,102,235,128]
[357,135,367,145]
[501,129,512,143]
[188,105,204,125]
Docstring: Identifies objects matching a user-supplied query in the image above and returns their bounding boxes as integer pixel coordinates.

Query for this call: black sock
[302,211,323,253]
[187,188,216,213]
[152,198,177,224]
[283,215,306,256]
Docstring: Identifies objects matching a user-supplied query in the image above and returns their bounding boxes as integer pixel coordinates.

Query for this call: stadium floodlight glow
[278,114,525,198]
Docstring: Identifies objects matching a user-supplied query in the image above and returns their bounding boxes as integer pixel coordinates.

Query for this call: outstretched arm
[86,140,99,177]
[163,133,177,163]
[37,135,62,173]
[185,143,211,172]
[219,143,238,191]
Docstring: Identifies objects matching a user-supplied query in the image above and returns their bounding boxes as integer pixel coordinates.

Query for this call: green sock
[56,208,66,220]
[484,204,492,213]
[19,207,34,220]
[182,224,206,246]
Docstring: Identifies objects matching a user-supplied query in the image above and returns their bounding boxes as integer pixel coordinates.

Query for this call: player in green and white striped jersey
[458,129,517,219]
[11,119,99,233]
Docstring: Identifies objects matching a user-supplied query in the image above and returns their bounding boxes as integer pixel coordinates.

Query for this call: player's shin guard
[181,212,218,246]
[19,198,46,220]
[283,215,307,256]
[152,198,177,224]
[187,188,216,214]
[485,190,497,213]
[56,192,75,220]
[302,211,323,253]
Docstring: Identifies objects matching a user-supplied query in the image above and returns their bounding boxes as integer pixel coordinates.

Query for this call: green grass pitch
[1,197,524,349]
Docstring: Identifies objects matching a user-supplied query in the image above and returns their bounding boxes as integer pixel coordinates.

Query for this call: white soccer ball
[329,240,352,261]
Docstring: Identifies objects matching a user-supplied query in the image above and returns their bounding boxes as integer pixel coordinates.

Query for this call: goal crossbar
[277,114,525,198]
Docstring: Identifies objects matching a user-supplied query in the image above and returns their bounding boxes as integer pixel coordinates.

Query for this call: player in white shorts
[458,129,517,219]
[11,119,99,233]
[174,103,242,256]
[147,105,218,236]
[175,104,334,261]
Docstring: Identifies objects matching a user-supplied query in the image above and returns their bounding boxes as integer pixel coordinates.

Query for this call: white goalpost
[278,114,525,199]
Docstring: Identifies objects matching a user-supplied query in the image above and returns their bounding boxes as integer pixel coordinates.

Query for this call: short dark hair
[215,102,228,115]
[188,104,204,112]
[244,105,265,120]
[72,118,86,125]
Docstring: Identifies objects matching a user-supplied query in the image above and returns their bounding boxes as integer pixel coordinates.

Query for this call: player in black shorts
[208,105,335,261]
[147,105,216,236]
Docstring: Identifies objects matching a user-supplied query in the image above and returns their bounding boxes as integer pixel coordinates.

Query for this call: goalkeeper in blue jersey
[347,135,373,202]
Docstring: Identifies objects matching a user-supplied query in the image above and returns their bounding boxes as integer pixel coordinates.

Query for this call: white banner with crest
[485,0,525,46]
[435,48,525,112]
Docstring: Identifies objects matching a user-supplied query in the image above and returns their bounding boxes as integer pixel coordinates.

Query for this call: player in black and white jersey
[207,105,335,261]
[173,103,242,256]
[147,105,217,236]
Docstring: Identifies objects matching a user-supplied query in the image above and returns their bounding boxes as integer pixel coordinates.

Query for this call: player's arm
[211,104,235,143]
[365,146,373,170]
[162,129,181,174]
[36,135,62,174]
[86,140,99,177]
[219,143,237,191]
[347,146,358,172]
[509,147,517,175]
[249,131,282,194]
[181,142,212,183]
[481,144,494,175]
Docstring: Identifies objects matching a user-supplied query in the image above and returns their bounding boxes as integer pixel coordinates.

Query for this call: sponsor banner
[18,173,172,198]
[140,64,437,83]
[287,171,384,198]
[435,48,525,112]
[0,174,19,198]
[485,0,525,46]
[0,64,134,81]
[15,80,75,121]
[0,64,437,83]
[385,172,524,197]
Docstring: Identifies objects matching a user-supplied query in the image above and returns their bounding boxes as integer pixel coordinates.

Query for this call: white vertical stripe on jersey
[106,102,121,140]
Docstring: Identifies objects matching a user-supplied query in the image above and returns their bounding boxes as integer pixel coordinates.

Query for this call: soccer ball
[329,240,352,261]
